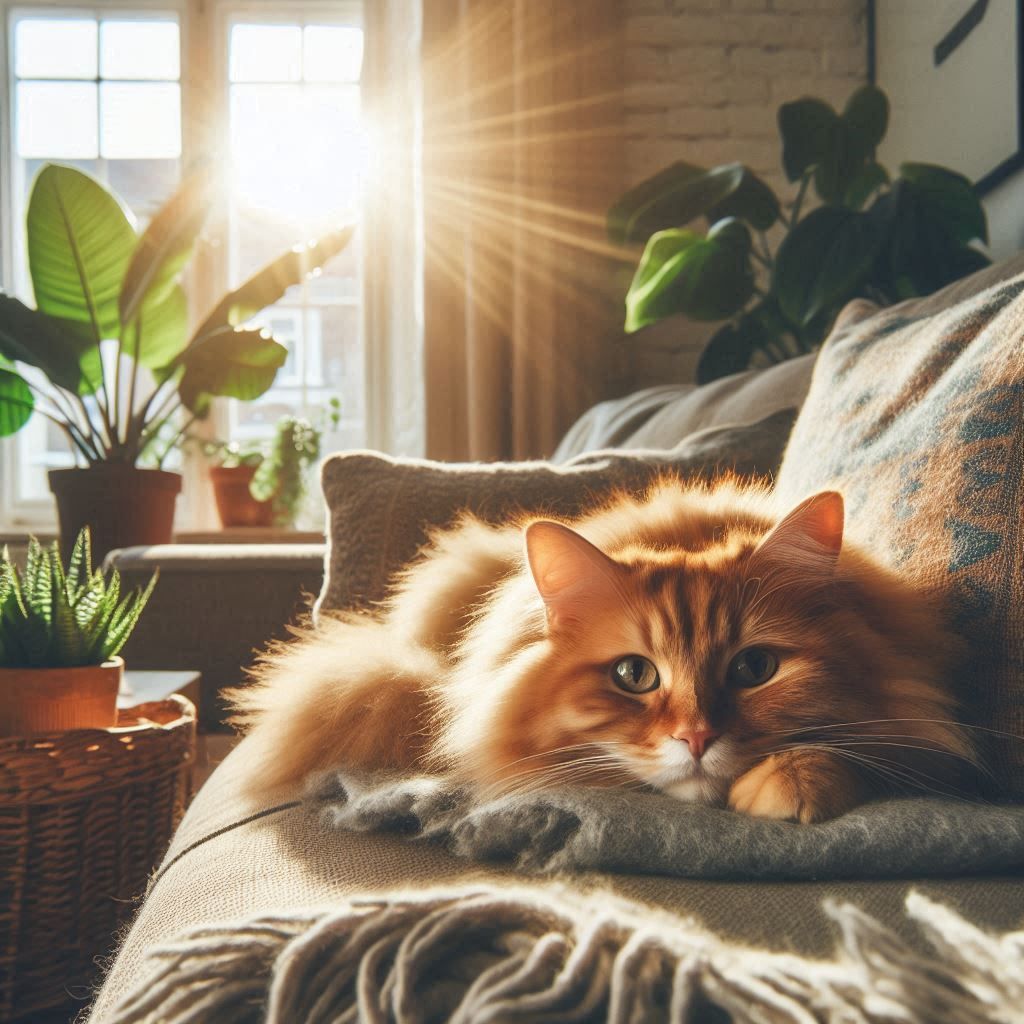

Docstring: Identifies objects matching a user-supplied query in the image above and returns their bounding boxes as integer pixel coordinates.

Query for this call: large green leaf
[0,357,34,436]
[842,85,889,155]
[707,167,780,231]
[816,86,890,205]
[844,161,889,210]
[609,163,767,245]
[625,218,755,331]
[695,300,798,384]
[778,98,837,182]
[0,294,89,392]
[119,164,215,330]
[779,87,889,204]
[874,181,991,299]
[126,284,189,370]
[177,327,288,413]
[898,163,988,245]
[190,226,356,343]
[27,164,137,345]
[774,206,881,326]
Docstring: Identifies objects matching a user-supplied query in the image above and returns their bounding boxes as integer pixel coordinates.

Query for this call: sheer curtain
[362,0,427,457]
[419,0,624,462]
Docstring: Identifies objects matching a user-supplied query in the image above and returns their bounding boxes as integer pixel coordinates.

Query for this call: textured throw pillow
[776,273,1024,798]
[318,408,796,616]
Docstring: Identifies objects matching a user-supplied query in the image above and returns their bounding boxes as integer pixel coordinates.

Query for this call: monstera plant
[610,85,990,383]
[0,162,353,556]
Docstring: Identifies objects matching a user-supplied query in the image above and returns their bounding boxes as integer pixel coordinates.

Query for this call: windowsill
[0,528,324,546]
[0,529,59,545]
[173,528,325,545]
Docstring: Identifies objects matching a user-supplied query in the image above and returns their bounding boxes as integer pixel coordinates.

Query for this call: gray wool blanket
[313,771,1024,879]
[107,886,1024,1023]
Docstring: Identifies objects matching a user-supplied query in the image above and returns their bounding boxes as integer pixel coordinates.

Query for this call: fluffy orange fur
[230,478,977,823]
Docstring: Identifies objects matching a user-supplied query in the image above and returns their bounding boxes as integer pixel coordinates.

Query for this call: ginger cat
[231,480,976,822]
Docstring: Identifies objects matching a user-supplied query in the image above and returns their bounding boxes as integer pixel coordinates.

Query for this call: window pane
[230,84,363,225]
[306,244,360,301]
[101,20,180,80]
[17,82,98,158]
[100,83,181,158]
[304,26,364,82]
[107,159,181,223]
[15,18,97,79]
[230,24,301,82]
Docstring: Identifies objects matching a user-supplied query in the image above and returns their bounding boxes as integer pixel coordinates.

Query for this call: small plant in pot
[0,527,157,737]
[0,162,354,559]
[206,439,274,528]
[204,406,334,529]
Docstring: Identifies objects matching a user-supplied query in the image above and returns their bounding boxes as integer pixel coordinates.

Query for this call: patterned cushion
[776,272,1024,797]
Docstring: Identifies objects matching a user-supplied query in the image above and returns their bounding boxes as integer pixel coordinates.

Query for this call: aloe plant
[0,162,355,464]
[0,528,156,668]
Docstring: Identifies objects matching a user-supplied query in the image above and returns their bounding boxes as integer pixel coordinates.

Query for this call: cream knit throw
[106,886,1023,1023]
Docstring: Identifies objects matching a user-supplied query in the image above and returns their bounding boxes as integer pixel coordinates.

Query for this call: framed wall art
[870,0,1024,194]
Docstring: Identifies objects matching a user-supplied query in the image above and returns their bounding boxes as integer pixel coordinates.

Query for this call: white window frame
[0,0,427,533]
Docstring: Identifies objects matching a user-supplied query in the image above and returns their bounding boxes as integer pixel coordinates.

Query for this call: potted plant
[0,162,354,557]
[609,84,990,382]
[207,441,273,528]
[0,527,157,736]
[204,401,337,529]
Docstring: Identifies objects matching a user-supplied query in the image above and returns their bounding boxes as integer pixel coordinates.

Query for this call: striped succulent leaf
[0,527,157,668]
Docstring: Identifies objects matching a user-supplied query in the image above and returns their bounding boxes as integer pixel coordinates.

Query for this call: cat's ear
[748,491,844,580]
[525,521,624,628]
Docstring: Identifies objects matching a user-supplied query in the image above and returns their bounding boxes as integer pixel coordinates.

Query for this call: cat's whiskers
[760,718,995,785]
[769,742,936,796]
[766,740,986,804]
[480,750,638,799]
[774,717,1023,742]
[474,742,615,783]
[490,761,642,801]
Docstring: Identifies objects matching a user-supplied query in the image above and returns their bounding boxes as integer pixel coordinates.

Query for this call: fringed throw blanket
[108,886,1024,1024]
[315,772,1024,880]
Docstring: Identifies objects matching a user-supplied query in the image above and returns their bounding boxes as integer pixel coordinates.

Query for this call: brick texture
[618,0,868,386]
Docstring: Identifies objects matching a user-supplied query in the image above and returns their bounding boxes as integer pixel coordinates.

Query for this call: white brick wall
[623,0,867,190]
[618,0,868,385]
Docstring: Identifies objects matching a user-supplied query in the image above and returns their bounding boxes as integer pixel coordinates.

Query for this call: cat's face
[511,491,889,802]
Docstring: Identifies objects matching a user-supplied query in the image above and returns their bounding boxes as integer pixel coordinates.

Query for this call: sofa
[88,256,1024,1022]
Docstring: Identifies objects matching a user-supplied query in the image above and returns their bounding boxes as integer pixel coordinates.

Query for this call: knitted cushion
[317,408,797,615]
[775,272,1024,798]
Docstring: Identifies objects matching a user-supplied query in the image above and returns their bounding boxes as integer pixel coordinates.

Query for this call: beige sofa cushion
[776,255,1024,798]
[87,736,1024,1021]
[553,352,815,459]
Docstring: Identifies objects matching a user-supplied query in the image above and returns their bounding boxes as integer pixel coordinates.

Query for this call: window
[222,15,367,456]
[0,1,371,527]
[4,6,183,520]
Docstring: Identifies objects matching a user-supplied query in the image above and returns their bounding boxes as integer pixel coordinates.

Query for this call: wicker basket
[0,697,195,1022]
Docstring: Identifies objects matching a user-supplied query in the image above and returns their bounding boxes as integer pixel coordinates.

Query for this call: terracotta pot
[0,657,123,737]
[49,466,182,562]
[210,465,274,528]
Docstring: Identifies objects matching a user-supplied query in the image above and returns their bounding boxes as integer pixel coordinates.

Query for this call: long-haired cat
[230,479,976,822]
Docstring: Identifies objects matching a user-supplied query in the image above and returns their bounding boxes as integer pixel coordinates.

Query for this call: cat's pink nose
[672,727,720,759]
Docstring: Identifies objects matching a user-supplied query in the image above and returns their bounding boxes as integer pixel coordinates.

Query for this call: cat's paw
[728,751,864,823]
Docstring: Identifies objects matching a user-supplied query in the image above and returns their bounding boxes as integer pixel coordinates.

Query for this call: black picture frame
[868,0,1024,196]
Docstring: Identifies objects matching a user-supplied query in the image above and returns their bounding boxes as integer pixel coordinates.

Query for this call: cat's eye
[726,647,779,688]
[611,655,660,694]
